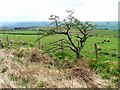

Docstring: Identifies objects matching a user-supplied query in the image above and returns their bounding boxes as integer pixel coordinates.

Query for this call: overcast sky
[0,0,119,22]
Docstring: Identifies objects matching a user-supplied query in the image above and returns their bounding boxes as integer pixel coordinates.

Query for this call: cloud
[0,0,119,22]
[57,0,84,7]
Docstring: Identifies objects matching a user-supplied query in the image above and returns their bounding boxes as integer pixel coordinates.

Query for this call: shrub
[30,48,41,62]
[55,51,73,60]
[56,59,75,69]
[102,73,110,79]
[28,48,55,65]
[90,60,119,80]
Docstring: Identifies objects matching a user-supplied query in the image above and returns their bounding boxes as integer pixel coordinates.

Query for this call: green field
[1,29,118,61]
[0,29,119,85]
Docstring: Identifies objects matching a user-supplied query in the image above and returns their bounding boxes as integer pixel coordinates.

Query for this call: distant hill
[90,22,117,30]
[0,21,51,28]
[0,21,118,30]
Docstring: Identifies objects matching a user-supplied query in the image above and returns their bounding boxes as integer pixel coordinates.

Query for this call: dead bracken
[0,48,114,88]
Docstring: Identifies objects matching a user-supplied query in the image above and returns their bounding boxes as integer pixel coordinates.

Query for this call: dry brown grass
[70,60,108,88]
[0,48,111,88]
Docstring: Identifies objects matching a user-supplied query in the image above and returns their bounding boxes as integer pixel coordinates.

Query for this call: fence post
[94,43,98,60]
[38,36,41,49]
[61,40,64,52]
[19,37,22,47]
[6,36,9,46]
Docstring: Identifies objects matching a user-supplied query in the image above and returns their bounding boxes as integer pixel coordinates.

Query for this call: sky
[0,0,119,22]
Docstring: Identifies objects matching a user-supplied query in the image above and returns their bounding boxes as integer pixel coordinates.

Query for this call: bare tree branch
[64,46,76,53]
[47,10,96,59]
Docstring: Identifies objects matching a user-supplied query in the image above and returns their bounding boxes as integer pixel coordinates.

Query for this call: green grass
[1,29,118,61]
[94,30,118,36]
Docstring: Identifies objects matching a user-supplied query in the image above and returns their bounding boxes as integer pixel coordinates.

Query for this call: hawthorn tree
[49,10,95,59]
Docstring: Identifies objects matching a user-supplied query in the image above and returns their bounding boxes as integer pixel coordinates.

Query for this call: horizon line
[0,20,118,23]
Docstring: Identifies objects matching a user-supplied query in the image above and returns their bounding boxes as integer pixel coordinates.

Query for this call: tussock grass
[0,48,111,88]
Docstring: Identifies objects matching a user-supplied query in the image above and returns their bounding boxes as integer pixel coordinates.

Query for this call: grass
[0,29,119,86]
[1,29,118,61]
[93,30,118,37]
[0,44,118,88]
[10,73,18,81]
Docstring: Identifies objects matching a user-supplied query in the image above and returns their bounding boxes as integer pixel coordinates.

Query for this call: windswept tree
[49,10,96,59]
